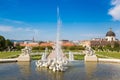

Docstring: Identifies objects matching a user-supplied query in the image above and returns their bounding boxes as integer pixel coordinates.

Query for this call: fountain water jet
[36,6,68,72]
[69,51,74,61]
[41,47,47,61]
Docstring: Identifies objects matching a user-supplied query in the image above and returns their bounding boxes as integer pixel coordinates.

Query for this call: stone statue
[84,46,98,62]
[18,46,31,62]
[21,46,32,55]
[85,46,95,56]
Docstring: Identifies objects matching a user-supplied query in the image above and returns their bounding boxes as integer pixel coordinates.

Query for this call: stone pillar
[84,55,98,62]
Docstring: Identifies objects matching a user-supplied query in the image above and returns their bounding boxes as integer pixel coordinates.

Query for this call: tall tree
[0,35,6,50]
[5,39,13,47]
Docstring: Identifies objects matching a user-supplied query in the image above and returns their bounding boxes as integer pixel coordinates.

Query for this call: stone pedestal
[17,46,31,62]
[84,55,98,62]
[18,54,31,62]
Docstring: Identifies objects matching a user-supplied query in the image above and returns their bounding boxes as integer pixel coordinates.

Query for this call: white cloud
[0,25,37,32]
[0,25,41,40]
[15,27,39,32]
[2,18,25,24]
[108,0,120,21]
[111,0,120,5]
[80,33,104,37]
[115,30,120,37]
[0,26,13,32]
[0,18,33,27]
[0,18,42,40]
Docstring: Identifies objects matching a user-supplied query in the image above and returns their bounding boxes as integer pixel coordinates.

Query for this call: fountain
[69,51,74,61]
[41,47,47,61]
[1,3,120,80]
[36,7,68,72]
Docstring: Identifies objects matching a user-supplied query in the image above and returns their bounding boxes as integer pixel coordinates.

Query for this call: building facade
[80,28,119,47]
[105,28,116,41]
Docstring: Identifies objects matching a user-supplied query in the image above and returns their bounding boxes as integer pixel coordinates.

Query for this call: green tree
[5,39,13,47]
[103,44,112,51]
[0,35,6,51]
[32,46,39,50]
[5,39,13,51]
[47,46,52,50]
[15,46,25,51]
[113,42,120,52]
[77,45,85,50]
[39,46,46,50]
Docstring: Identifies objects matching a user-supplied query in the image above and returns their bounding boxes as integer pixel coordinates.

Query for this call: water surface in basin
[0,60,120,80]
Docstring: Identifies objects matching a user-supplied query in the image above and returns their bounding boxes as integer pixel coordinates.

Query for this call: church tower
[105,28,116,41]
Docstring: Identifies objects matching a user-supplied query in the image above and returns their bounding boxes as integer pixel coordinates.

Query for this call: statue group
[18,46,31,62]
[85,46,95,56]
[84,46,98,62]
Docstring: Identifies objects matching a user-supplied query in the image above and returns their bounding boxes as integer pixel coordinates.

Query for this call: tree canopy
[0,35,13,51]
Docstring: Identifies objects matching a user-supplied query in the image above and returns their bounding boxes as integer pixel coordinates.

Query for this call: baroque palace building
[80,28,119,47]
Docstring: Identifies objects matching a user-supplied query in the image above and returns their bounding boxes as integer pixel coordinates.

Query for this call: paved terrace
[0,58,17,63]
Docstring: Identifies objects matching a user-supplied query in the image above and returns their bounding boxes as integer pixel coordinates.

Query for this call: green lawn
[74,54,85,60]
[0,51,85,60]
[32,54,85,60]
[66,54,85,60]
[0,51,120,60]
[31,55,42,60]
[0,51,42,60]
[96,51,120,59]
[0,51,21,59]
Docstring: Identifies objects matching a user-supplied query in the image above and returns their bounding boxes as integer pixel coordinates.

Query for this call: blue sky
[0,0,120,41]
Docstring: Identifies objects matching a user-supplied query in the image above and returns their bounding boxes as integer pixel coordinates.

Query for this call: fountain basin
[0,60,120,80]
